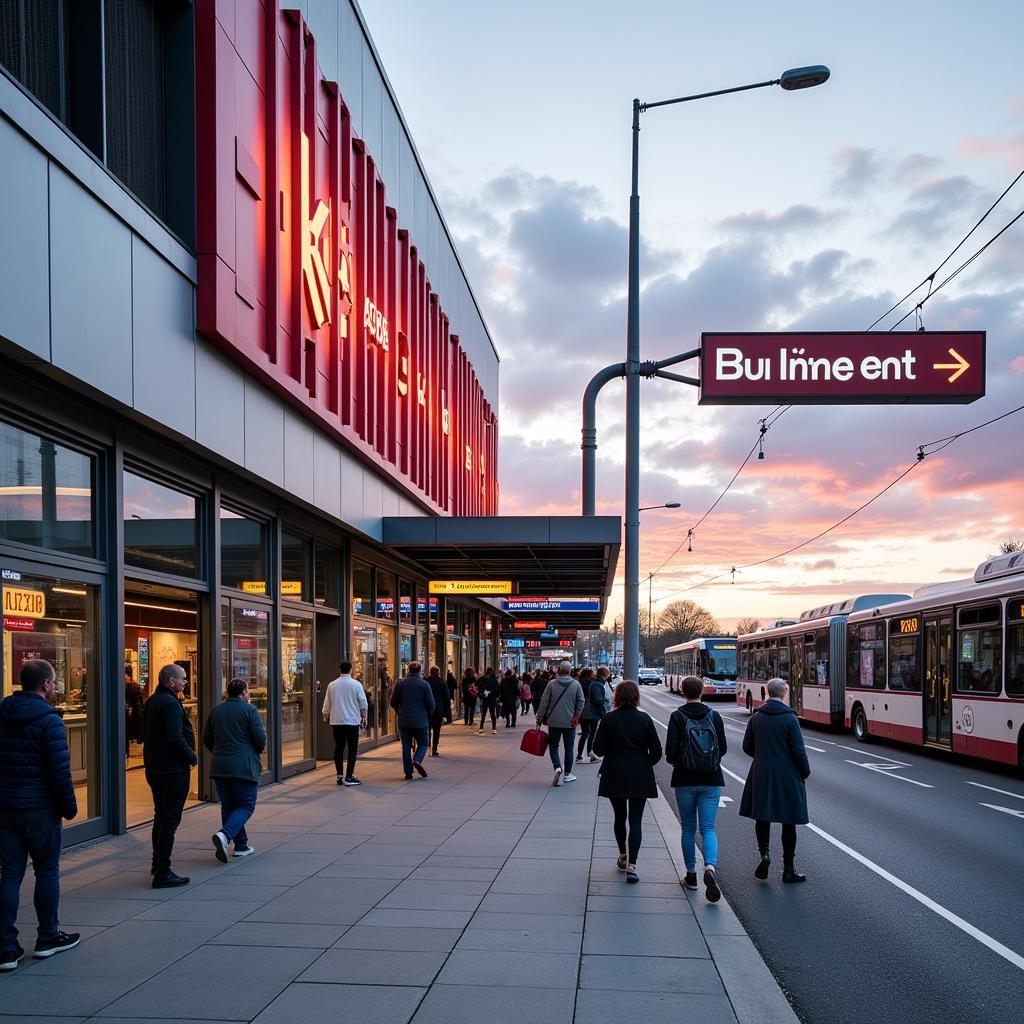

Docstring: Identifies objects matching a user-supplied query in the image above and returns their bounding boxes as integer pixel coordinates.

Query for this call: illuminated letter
[397,332,410,396]
[300,132,332,329]
[440,390,449,434]
[716,347,744,380]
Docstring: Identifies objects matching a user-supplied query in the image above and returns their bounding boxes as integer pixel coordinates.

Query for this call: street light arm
[652,347,701,370]
[582,361,627,516]
[641,78,780,112]
[653,368,700,387]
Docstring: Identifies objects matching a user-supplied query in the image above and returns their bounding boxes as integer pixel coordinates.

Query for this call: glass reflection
[123,472,198,577]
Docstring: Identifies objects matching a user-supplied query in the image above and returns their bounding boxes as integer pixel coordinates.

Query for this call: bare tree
[656,600,721,651]
[998,539,1023,554]
[735,616,762,636]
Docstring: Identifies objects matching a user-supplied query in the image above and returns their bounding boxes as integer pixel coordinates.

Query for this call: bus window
[888,618,921,691]
[754,643,766,680]
[767,640,778,679]
[1007,616,1024,697]
[957,604,1002,694]
[740,643,750,678]
[803,634,816,687]
[778,640,790,682]
[849,622,885,688]
[791,636,804,690]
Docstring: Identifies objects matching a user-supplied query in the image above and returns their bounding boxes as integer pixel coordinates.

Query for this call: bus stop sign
[699,331,985,405]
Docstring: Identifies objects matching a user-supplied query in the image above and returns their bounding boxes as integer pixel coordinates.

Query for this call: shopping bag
[520,727,549,757]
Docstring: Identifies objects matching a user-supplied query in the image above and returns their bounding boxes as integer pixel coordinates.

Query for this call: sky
[359,0,1024,630]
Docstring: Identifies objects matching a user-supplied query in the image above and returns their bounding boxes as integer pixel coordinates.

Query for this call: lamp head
[665,502,682,509]
[779,65,830,91]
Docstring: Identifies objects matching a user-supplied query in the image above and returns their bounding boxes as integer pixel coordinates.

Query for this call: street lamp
[639,501,681,512]
[621,66,830,683]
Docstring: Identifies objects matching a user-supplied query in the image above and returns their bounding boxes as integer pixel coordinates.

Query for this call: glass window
[220,508,266,592]
[1006,621,1024,697]
[222,602,270,771]
[849,622,886,689]
[803,634,816,688]
[314,546,339,608]
[777,641,790,683]
[888,634,921,691]
[123,472,198,577]
[767,641,778,679]
[957,626,1002,693]
[280,531,310,602]
[0,421,93,557]
[399,579,413,624]
[352,561,372,618]
[375,572,396,621]
[753,643,766,681]
[813,629,830,687]
[281,614,314,764]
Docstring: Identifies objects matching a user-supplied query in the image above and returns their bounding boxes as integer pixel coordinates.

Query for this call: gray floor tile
[467,911,583,933]
[456,927,582,954]
[0,1018,85,1024]
[357,907,473,929]
[252,982,425,1024]
[408,866,498,882]
[333,925,463,952]
[437,949,578,988]
[312,862,414,879]
[489,876,589,896]
[583,912,709,957]
[412,983,575,1024]
[587,895,689,914]
[208,922,349,947]
[243,896,375,926]
[35,897,158,927]
[175,881,293,902]
[0,976,139,1016]
[299,948,446,985]
[575,989,738,1023]
[376,890,483,912]
[589,879,685,897]
[580,954,726,993]
[133,898,265,922]
[478,893,586,915]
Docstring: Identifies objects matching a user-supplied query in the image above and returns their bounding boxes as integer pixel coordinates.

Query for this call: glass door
[353,622,377,741]
[377,627,396,739]
[281,613,314,769]
[222,601,271,773]
[924,616,952,745]
[789,637,804,714]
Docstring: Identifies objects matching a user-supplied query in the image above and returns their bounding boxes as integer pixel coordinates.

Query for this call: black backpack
[681,711,721,774]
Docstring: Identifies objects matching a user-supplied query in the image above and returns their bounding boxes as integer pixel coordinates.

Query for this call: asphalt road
[634,683,1024,1024]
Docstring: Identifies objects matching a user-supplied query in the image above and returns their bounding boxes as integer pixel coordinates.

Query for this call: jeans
[399,727,429,776]
[0,808,62,948]
[147,770,190,876]
[463,698,477,725]
[609,797,646,863]
[755,821,797,864]
[547,726,576,772]
[213,778,258,850]
[332,724,360,778]
[577,717,598,758]
[674,786,721,872]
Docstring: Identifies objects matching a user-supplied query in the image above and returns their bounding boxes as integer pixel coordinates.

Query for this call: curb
[650,787,800,1024]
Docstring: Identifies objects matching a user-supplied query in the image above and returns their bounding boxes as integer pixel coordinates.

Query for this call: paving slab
[437,949,579,988]
[412,984,575,1024]
[208,922,349,947]
[0,976,140,1017]
[251,982,425,1024]
[332,925,464,952]
[575,988,738,1024]
[580,954,726,993]
[583,911,709,957]
[299,948,447,985]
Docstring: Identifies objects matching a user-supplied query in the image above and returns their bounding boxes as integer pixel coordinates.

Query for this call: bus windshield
[702,642,738,680]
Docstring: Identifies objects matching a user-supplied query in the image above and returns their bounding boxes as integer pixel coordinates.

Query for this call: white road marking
[843,760,933,788]
[837,743,875,755]
[804,743,827,753]
[980,803,1024,821]
[719,795,734,808]
[722,765,747,785]
[966,781,1024,801]
[805,822,1024,973]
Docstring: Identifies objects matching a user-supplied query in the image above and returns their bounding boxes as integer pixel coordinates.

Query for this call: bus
[664,638,739,698]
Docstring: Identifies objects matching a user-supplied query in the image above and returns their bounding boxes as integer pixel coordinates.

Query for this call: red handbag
[520,727,549,757]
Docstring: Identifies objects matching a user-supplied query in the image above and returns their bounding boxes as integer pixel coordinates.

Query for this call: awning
[382,515,621,628]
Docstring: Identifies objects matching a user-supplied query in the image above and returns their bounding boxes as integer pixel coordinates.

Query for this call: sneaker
[682,872,699,891]
[336,775,345,785]
[704,866,721,903]
[33,932,80,958]
[563,773,577,783]
[589,753,599,763]
[413,762,428,778]
[492,729,498,735]
[477,729,484,735]
[343,777,362,786]
[152,871,190,889]
[233,846,256,858]
[212,831,229,863]
[553,767,563,787]
[0,946,24,971]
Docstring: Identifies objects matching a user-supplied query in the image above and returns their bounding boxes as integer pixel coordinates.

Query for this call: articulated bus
[664,638,739,698]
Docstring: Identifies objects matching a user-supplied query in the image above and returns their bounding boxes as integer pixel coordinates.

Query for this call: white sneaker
[589,753,599,763]
[564,773,577,782]
[212,831,229,863]
[232,846,255,858]
[553,767,563,787]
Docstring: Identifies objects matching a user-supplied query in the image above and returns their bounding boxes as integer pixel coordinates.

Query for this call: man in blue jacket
[0,659,79,970]
[389,661,435,780]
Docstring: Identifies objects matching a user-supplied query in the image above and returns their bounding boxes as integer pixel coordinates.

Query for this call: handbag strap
[542,682,572,725]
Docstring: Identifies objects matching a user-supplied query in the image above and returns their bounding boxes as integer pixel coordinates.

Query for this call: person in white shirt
[321,661,368,786]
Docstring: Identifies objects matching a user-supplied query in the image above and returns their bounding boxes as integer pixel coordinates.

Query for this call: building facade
[0,0,501,844]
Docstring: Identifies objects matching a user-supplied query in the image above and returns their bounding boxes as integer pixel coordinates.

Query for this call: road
[634,683,1024,1024]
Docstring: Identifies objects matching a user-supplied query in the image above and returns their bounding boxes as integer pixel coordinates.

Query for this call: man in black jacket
[426,666,451,757]
[143,664,198,888]
[0,659,79,970]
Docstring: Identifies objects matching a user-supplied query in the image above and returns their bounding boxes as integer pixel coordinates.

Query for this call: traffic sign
[699,331,985,405]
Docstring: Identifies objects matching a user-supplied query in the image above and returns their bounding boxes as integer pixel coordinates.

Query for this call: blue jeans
[399,727,429,776]
[674,785,721,871]
[547,726,576,771]
[214,778,258,850]
[0,808,62,948]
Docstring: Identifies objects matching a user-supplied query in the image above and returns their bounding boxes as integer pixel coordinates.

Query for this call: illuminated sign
[501,597,601,613]
[240,582,266,595]
[505,639,525,648]
[2,587,45,619]
[416,597,439,614]
[1008,598,1024,623]
[699,332,985,405]
[894,617,920,635]
[513,621,548,630]
[363,297,390,350]
[1,569,22,581]
[525,640,541,648]
[241,580,301,596]
[429,580,514,596]
[558,640,574,648]
[3,617,36,632]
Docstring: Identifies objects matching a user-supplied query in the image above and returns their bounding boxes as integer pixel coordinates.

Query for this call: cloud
[887,176,984,245]
[959,133,1024,170]
[831,145,882,195]
[718,204,844,237]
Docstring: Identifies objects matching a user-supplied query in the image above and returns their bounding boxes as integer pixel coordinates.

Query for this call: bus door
[924,616,951,745]
[790,636,804,714]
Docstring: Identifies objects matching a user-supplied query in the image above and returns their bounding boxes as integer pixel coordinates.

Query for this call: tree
[998,539,1023,554]
[735,616,762,636]
[656,600,720,650]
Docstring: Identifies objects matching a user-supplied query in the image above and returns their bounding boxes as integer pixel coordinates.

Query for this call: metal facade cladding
[195,2,498,516]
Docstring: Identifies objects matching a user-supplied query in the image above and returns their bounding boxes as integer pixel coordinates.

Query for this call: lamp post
[621,65,830,684]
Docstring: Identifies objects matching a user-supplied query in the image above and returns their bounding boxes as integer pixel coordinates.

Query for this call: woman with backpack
[461,668,478,727]
[665,675,728,903]
[591,680,662,883]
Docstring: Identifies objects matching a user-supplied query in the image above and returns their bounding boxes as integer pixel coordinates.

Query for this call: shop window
[123,471,198,578]
[314,545,339,608]
[0,421,93,558]
[352,561,372,617]
[376,571,396,621]
[399,579,413,624]
[280,531,310,602]
[222,601,270,772]
[220,507,266,592]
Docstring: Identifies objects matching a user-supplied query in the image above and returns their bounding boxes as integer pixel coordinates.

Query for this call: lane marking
[843,760,933,788]
[804,743,827,753]
[838,743,875,755]
[722,765,747,785]
[980,802,1024,821]
[805,822,1024,973]
[966,781,1024,801]
[718,795,734,808]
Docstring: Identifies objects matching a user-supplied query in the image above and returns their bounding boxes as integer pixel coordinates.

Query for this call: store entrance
[124,582,202,828]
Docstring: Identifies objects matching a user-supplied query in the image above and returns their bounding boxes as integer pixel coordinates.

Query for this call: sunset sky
[360,0,1024,630]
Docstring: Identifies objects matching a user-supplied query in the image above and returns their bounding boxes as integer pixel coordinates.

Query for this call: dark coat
[389,673,435,729]
[499,674,519,707]
[478,673,500,705]
[143,685,198,774]
[592,708,663,800]
[533,675,549,706]
[0,691,77,819]
[461,675,478,703]
[445,673,458,702]
[586,679,607,720]
[665,703,728,788]
[125,681,145,743]
[427,673,452,722]
[202,697,267,782]
[739,700,810,824]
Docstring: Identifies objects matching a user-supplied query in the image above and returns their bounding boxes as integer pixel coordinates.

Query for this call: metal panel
[49,165,133,404]
[0,115,49,359]
[312,429,342,518]
[195,337,245,465]
[337,1,363,136]
[283,409,316,503]
[360,46,383,165]
[339,452,364,525]
[243,379,285,487]
[131,238,196,438]
[306,0,339,84]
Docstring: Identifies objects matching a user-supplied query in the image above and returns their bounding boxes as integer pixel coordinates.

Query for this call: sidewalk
[0,722,796,1024]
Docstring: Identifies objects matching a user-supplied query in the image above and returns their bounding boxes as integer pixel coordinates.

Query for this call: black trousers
[755,820,797,864]
[610,797,646,863]
[147,770,190,876]
[577,717,598,757]
[480,699,497,729]
[501,701,517,727]
[430,712,445,754]
[332,724,360,778]
[463,698,477,725]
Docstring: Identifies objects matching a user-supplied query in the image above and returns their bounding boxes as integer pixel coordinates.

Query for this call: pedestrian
[597,666,614,714]
[427,665,451,756]
[739,677,811,883]
[519,672,533,715]
[321,660,368,786]
[592,680,662,883]
[0,659,79,970]
[575,668,605,763]
[534,661,585,786]
[665,674,728,902]
[204,678,267,863]
[532,670,549,713]
[143,664,198,888]
[445,667,459,719]
[477,667,500,735]
[390,661,435,779]
[124,667,144,753]
[499,669,519,728]
[461,667,478,726]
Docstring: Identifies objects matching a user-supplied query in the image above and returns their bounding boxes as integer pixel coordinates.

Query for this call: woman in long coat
[592,680,662,883]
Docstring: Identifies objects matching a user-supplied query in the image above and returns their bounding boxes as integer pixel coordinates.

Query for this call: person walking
[597,666,614,714]
[461,668,479,726]
[204,678,267,862]
[390,661,435,779]
[576,668,606,764]
[532,670,549,714]
[499,669,519,728]
[739,677,811,883]
[592,680,662,883]
[534,662,585,787]
[427,665,451,756]
[519,672,533,715]
[0,659,79,970]
[143,664,198,888]
[477,667,500,735]
[322,660,368,785]
[665,675,728,902]
[124,667,145,754]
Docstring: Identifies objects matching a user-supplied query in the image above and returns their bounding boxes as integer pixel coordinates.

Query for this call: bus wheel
[745,692,753,714]
[853,705,870,743]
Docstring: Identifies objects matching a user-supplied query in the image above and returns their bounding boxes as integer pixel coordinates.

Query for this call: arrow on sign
[980,802,1024,821]
[719,795,734,808]
[933,347,970,383]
